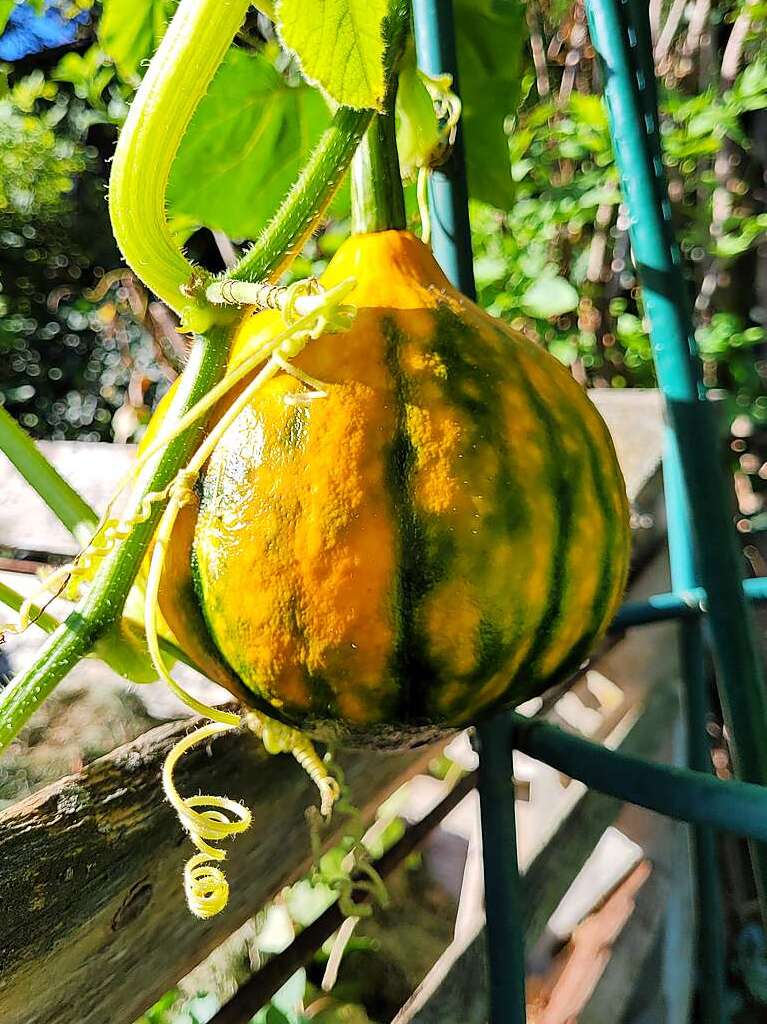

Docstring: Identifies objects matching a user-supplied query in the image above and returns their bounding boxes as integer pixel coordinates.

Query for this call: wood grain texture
[0,718,434,1024]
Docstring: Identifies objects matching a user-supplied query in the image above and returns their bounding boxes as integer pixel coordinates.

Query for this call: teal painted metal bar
[513,713,767,842]
[476,716,528,1023]
[411,0,767,1015]
[664,434,727,1023]
[611,576,767,631]
[411,2,527,1020]
[585,0,767,928]
[411,0,476,300]
[612,590,703,629]
[620,9,726,1014]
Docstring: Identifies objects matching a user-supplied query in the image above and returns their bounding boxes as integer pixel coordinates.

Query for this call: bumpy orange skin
[152,230,632,748]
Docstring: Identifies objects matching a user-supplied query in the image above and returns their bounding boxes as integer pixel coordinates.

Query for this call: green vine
[226,105,373,285]
[0,328,229,750]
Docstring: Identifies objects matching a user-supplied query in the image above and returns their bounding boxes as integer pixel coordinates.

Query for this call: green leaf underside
[167,48,332,241]
[454,0,526,208]
[277,0,388,110]
[98,0,172,81]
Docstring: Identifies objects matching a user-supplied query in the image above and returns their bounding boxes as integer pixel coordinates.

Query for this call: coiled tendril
[162,721,252,919]
[150,280,356,918]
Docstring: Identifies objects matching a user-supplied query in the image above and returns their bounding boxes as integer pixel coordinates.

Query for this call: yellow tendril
[80,277,356,551]
[0,278,358,650]
[411,71,461,247]
[0,279,359,916]
[0,565,70,639]
[421,70,461,153]
[247,712,341,817]
[162,721,251,919]
[152,281,354,918]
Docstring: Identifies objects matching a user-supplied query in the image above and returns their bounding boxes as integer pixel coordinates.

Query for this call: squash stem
[228,106,373,284]
[351,98,407,235]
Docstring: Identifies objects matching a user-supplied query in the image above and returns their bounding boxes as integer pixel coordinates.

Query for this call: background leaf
[167,47,332,240]
[521,274,580,318]
[98,0,172,80]
[276,0,388,110]
[454,0,526,208]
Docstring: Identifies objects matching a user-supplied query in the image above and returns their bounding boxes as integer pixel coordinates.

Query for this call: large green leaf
[276,0,389,110]
[98,0,172,81]
[167,47,332,240]
[454,0,526,208]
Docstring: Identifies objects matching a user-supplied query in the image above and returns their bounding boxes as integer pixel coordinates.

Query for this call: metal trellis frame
[411,0,767,1021]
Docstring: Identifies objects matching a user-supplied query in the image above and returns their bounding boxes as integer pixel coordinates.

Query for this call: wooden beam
[0,719,435,1024]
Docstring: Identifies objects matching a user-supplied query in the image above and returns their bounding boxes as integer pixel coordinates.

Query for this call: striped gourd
[153,230,631,747]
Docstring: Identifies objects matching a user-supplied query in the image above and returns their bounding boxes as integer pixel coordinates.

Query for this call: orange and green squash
[147,229,631,747]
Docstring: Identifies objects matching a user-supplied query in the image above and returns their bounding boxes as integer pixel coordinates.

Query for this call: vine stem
[0,329,230,751]
[109,0,251,323]
[109,0,410,318]
[351,99,406,234]
[223,0,411,284]
[227,106,373,284]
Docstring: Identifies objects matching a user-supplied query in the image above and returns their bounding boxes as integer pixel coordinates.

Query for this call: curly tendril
[414,70,462,245]
[247,713,341,817]
[162,721,252,919]
[149,283,355,917]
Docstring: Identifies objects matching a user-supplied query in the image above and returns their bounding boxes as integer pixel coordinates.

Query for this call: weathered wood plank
[588,389,664,505]
[0,720,435,1024]
[0,388,670,1024]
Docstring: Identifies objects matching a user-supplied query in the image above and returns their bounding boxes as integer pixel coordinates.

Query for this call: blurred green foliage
[472,61,767,388]
[0,47,173,440]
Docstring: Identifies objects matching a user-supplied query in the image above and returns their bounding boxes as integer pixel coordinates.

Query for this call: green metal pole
[611,576,767,631]
[512,714,767,842]
[476,716,528,1023]
[619,0,726,1010]
[412,2,527,1020]
[585,0,767,929]
[411,0,476,300]
[665,438,727,1023]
